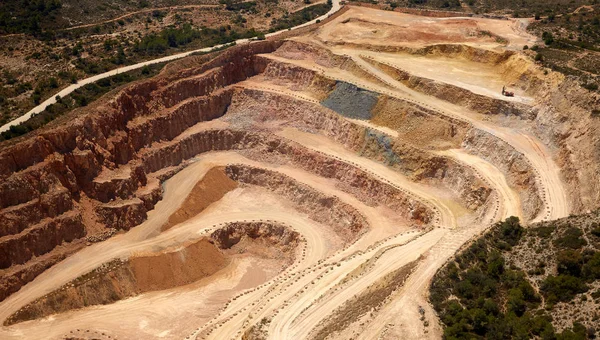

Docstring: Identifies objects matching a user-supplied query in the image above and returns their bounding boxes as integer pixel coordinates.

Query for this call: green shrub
[541,275,588,304]
[535,53,544,62]
[533,225,555,238]
[554,227,587,249]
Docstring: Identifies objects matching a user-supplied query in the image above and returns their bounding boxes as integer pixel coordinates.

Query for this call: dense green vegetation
[0,63,164,142]
[474,0,597,17]
[380,0,462,10]
[0,0,62,35]
[220,0,258,12]
[431,215,600,339]
[268,2,331,32]
[133,22,262,56]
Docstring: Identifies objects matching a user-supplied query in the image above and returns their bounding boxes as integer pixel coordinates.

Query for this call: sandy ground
[357,50,533,103]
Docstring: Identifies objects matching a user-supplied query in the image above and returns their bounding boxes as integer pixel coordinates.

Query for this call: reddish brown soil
[162,167,237,231]
[130,238,227,292]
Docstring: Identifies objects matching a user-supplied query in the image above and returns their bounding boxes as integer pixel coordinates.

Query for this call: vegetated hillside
[468,0,600,95]
[0,0,218,34]
[431,213,600,339]
[0,0,331,127]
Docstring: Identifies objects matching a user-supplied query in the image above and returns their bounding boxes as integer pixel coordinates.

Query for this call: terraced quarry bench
[1,6,598,340]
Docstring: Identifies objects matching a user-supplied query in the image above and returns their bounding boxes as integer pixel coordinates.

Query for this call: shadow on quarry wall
[0,41,286,304]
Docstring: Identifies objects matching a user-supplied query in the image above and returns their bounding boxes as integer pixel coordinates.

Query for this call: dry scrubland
[0,4,599,340]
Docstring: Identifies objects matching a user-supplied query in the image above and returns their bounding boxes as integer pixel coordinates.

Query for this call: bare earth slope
[0,5,596,340]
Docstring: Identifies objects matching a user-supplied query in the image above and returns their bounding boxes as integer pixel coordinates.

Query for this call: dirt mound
[130,238,226,292]
[162,166,238,230]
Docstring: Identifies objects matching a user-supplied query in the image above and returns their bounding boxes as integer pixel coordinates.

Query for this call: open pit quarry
[2,5,600,340]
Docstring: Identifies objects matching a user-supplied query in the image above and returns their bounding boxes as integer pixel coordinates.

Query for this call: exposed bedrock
[141,126,434,224]
[0,41,285,303]
[532,76,600,213]
[321,82,379,120]
[251,67,536,219]
[0,187,72,237]
[321,41,512,64]
[463,128,542,219]
[94,198,148,231]
[370,95,469,149]
[227,89,492,212]
[226,164,368,242]
[211,221,300,251]
[273,40,346,68]
[0,41,285,178]
[254,57,337,101]
[0,243,85,304]
[5,221,300,326]
[0,212,85,269]
[0,36,545,312]
[271,40,389,86]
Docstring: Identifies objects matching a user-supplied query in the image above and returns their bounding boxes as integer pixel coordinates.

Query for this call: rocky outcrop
[321,81,380,120]
[463,128,542,220]
[532,76,600,214]
[226,164,368,241]
[94,199,148,231]
[0,41,285,303]
[0,187,72,237]
[0,212,85,269]
[211,221,300,250]
[228,89,491,212]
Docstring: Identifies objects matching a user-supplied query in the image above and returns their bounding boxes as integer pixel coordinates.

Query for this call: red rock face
[0,41,285,302]
[0,212,85,269]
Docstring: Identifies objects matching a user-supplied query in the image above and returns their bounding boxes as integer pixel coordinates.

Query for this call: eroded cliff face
[532,76,600,214]
[0,41,285,303]
[463,128,543,220]
[227,89,492,214]
[226,164,368,242]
